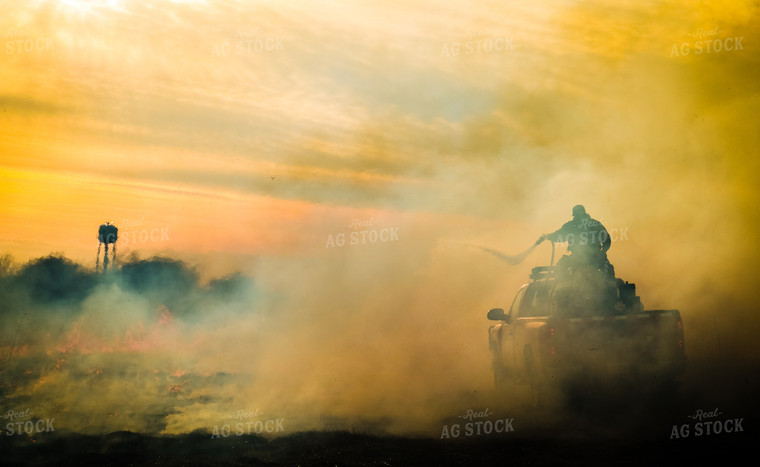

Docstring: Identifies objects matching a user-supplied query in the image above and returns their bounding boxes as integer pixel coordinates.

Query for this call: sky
[1,0,759,437]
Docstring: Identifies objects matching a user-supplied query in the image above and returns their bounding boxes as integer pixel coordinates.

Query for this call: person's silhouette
[537,205,614,277]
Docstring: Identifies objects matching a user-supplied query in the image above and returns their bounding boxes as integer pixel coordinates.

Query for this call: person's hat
[572,205,588,218]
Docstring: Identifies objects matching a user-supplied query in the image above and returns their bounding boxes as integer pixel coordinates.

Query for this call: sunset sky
[1,0,759,436]
[2,0,756,265]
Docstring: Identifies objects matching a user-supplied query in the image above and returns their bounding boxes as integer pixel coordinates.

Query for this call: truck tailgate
[545,309,686,375]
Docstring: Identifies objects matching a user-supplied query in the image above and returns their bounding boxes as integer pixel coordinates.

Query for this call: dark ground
[0,423,754,467]
[2,364,756,467]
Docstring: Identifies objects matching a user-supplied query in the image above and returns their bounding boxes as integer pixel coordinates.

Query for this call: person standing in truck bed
[537,205,615,277]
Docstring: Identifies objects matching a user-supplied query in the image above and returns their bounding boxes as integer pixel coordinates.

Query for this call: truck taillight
[549,328,556,354]
[541,326,556,356]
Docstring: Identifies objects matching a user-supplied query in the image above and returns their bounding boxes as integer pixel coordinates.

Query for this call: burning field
[2,0,760,464]
[0,249,757,465]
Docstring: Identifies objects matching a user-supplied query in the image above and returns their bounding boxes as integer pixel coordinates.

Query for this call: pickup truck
[487,266,686,405]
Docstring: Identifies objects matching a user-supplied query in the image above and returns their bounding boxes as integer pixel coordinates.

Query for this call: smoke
[3,203,757,440]
[0,254,260,434]
[2,0,759,442]
[0,246,492,436]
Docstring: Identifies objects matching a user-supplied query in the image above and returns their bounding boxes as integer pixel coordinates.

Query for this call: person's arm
[537,222,570,245]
